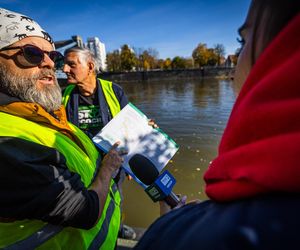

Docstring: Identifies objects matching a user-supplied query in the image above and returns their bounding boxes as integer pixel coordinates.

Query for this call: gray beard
[0,65,62,113]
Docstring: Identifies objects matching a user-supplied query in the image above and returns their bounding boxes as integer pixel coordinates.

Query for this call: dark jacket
[134,194,300,250]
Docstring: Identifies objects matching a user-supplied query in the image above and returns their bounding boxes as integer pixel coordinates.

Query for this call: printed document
[92,103,179,186]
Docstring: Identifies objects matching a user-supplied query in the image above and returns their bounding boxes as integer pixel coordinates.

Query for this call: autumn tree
[141,51,153,70]
[192,43,210,67]
[120,44,136,71]
[163,58,172,70]
[106,42,228,71]
[133,47,143,71]
[147,48,159,69]
[106,49,121,72]
[207,48,218,66]
[156,59,165,69]
[193,43,227,67]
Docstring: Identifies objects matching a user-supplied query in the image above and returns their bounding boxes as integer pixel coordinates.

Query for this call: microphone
[129,154,180,208]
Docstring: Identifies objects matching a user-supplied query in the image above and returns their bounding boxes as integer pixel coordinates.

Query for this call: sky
[0,0,251,59]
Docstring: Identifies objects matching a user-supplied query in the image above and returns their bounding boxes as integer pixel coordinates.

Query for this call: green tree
[171,56,186,69]
[120,44,136,71]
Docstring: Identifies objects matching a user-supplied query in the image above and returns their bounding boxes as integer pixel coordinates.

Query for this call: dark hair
[250,0,300,64]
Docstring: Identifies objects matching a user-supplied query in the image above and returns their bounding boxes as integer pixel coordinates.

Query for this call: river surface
[118,78,236,228]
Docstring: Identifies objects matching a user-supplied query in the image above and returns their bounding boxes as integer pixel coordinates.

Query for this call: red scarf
[204,14,300,202]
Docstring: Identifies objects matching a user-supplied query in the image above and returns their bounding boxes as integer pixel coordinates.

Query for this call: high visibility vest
[62,78,121,118]
[0,111,121,250]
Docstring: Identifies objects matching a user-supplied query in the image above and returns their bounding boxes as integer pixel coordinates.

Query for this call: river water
[118,78,237,228]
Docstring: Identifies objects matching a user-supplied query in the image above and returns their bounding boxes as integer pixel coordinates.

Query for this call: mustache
[32,69,56,80]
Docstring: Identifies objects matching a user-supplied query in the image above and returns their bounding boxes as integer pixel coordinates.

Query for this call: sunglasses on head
[0,44,64,70]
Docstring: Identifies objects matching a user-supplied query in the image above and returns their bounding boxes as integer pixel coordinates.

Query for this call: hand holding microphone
[159,195,187,215]
[129,153,182,208]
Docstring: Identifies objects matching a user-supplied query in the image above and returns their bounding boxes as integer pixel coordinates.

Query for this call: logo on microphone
[160,174,171,186]
[145,170,176,202]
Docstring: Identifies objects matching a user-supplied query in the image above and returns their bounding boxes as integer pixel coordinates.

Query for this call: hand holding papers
[92,103,179,187]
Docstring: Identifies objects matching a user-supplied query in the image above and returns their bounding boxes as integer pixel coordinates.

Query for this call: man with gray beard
[0,8,126,250]
[0,65,62,112]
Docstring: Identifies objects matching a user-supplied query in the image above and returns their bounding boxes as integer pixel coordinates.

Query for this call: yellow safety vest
[0,111,121,250]
[62,78,121,118]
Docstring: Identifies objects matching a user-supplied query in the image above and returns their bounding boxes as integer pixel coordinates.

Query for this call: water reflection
[119,78,236,228]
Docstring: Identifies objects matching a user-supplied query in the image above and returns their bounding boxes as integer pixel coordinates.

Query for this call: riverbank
[57,67,235,86]
[99,67,234,83]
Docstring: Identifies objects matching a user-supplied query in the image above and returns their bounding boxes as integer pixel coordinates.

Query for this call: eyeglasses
[0,44,64,70]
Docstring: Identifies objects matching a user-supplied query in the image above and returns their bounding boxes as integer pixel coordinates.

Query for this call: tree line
[106,43,239,72]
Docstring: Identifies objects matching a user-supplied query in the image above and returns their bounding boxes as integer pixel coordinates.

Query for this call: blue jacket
[135,194,300,250]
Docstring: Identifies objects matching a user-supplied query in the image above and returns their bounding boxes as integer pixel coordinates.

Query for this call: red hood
[204,14,300,201]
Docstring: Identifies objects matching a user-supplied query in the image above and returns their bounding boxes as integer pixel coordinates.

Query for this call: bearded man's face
[0,37,62,113]
[0,64,62,113]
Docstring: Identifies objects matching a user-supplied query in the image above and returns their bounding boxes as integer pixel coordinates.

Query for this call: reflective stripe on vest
[3,224,63,250]
[62,78,121,118]
[2,184,120,250]
[0,112,121,250]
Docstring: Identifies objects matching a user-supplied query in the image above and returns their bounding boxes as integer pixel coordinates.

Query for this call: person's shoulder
[98,78,127,105]
[98,78,123,90]
[111,82,126,98]
[111,81,124,91]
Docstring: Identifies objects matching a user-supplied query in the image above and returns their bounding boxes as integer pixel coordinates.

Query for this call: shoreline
[57,67,235,86]
[99,67,235,83]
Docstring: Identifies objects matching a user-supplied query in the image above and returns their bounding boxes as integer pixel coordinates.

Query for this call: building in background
[86,37,107,72]
[54,35,84,80]
[54,35,107,81]
[55,35,84,54]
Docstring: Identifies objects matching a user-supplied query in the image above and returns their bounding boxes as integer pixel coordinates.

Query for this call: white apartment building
[86,37,107,72]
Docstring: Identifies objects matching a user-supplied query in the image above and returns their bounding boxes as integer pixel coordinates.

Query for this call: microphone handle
[164,192,181,208]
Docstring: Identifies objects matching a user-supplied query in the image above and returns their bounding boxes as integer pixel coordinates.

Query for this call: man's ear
[88,62,95,72]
